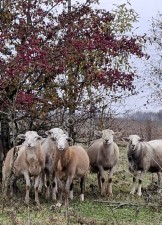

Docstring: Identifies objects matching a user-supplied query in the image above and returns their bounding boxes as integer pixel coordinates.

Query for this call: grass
[1,146,162,225]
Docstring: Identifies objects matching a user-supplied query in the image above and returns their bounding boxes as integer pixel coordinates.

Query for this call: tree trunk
[0,113,10,158]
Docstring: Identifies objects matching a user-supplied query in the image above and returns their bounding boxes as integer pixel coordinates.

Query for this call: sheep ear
[122,137,130,142]
[94,131,102,138]
[59,127,68,135]
[45,131,51,136]
[37,136,42,141]
[139,138,145,142]
[17,134,25,140]
[67,137,73,146]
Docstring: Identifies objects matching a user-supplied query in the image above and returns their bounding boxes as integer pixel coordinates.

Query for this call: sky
[97,0,162,112]
[70,0,162,112]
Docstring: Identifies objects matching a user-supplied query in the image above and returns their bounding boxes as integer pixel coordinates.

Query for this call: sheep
[40,127,67,200]
[87,129,119,197]
[123,134,162,196]
[53,133,89,207]
[2,131,45,208]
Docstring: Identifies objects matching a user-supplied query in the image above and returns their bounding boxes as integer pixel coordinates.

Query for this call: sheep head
[45,128,67,141]
[17,131,42,148]
[54,134,73,151]
[95,129,114,145]
[123,135,145,151]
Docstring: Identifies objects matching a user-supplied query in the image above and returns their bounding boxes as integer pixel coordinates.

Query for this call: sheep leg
[56,178,63,207]
[97,172,101,191]
[137,171,145,196]
[130,173,138,195]
[157,172,161,193]
[80,177,85,201]
[45,169,50,199]
[10,173,16,196]
[52,176,57,200]
[34,175,41,208]
[23,171,31,206]
[2,176,8,199]
[65,176,73,207]
[38,172,44,193]
[98,166,106,196]
[69,181,74,200]
[107,167,115,196]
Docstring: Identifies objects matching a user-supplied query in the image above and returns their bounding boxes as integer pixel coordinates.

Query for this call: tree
[0,0,147,145]
[146,12,162,104]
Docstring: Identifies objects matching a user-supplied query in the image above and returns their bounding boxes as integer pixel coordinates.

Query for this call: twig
[94,200,162,208]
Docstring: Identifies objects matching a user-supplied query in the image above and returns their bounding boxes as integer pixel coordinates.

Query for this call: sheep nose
[58,145,64,150]
[28,143,31,147]
[105,139,109,143]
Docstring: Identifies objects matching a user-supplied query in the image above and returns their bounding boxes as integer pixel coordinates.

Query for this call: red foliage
[16,91,34,105]
[0,0,147,113]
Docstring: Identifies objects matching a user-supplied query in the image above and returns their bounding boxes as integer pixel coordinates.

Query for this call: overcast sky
[71,0,162,112]
[97,0,162,112]
[97,0,162,34]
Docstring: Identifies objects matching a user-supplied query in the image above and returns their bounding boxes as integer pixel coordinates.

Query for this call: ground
[1,145,162,225]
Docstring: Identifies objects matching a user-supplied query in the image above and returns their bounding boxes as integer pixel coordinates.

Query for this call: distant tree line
[123,110,162,122]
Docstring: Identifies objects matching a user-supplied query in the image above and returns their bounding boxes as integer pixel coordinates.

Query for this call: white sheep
[40,127,66,200]
[53,133,89,207]
[123,134,162,196]
[87,129,119,196]
[2,131,45,208]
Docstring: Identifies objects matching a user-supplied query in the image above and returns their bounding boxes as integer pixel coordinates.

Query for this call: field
[1,145,162,225]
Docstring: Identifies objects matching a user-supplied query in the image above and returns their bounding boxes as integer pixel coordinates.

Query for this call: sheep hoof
[80,194,84,201]
[101,192,106,197]
[157,189,161,194]
[69,191,73,200]
[24,198,29,206]
[38,187,42,193]
[137,192,142,197]
[36,204,42,210]
[107,192,113,197]
[45,191,50,199]
[56,202,62,208]
[52,193,57,201]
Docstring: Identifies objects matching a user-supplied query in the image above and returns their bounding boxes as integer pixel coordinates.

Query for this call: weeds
[1,147,162,225]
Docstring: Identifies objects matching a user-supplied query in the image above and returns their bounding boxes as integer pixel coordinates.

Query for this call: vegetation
[0,0,147,153]
[1,145,162,225]
[0,1,161,224]
[143,11,162,106]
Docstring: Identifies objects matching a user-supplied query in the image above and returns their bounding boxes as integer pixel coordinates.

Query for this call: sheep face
[17,131,42,149]
[45,128,65,140]
[54,134,72,151]
[101,129,114,145]
[123,135,145,151]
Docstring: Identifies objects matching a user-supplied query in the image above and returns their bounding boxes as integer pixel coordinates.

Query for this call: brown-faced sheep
[123,134,162,196]
[2,131,45,208]
[53,133,89,207]
[87,129,119,196]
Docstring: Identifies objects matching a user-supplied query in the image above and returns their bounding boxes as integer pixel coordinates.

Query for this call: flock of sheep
[2,127,162,208]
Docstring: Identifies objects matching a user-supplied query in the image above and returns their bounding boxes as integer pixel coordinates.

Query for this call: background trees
[0,0,147,152]
[145,12,162,105]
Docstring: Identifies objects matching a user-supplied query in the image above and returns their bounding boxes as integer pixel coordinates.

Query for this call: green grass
[1,146,162,225]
